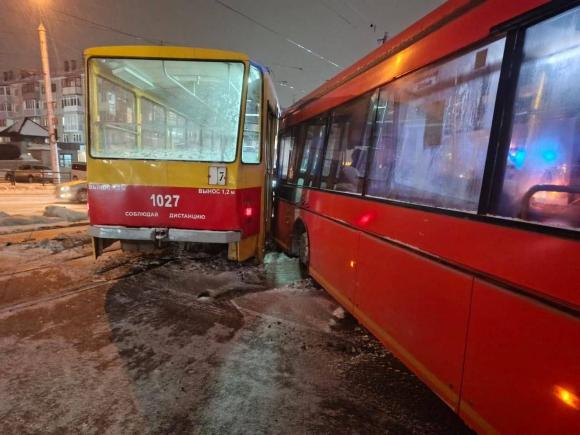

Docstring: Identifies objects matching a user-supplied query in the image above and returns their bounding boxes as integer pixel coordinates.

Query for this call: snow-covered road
[0,186,87,234]
[0,230,472,434]
[0,185,86,216]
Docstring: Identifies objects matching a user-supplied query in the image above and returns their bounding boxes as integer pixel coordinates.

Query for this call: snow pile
[0,211,57,226]
[24,232,92,253]
[43,206,88,222]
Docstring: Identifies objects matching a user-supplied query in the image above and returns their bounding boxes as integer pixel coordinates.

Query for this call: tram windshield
[88,58,245,162]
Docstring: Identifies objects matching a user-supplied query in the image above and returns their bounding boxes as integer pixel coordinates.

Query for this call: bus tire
[292,221,309,278]
[298,230,310,278]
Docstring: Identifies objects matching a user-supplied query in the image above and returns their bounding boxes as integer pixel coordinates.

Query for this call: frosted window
[141,98,165,150]
[496,7,580,229]
[296,116,327,187]
[278,131,294,180]
[90,58,244,162]
[242,65,262,163]
[367,38,506,211]
[321,92,375,194]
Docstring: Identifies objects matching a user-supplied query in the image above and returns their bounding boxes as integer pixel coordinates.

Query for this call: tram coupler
[154,228,169,248]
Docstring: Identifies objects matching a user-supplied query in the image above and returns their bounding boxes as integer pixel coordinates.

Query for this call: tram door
[264,104,278,237]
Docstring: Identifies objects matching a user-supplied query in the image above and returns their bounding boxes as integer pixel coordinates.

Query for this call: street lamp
[36,1,60,183]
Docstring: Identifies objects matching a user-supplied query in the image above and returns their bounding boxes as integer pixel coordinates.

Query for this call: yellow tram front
[85,46,278,261]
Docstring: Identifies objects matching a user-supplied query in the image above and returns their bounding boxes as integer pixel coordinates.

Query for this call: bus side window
[242,65,262,164]
[366,38,506,211]
[494,6,580,229]
[288,124,306,184]
[278,131,294,180]
[321,91,375,194]
[366,89,396,196]
[297,115,327,187]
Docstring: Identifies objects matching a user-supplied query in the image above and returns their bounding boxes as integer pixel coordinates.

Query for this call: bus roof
[282,0,549,127]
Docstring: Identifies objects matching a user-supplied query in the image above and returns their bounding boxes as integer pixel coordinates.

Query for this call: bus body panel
[303,210,359,304]
[356,232,472,411]
[287,188,578,309]
[460,280,580,434]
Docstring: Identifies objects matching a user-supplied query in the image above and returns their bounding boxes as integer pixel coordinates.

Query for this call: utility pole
[38,23,60,183]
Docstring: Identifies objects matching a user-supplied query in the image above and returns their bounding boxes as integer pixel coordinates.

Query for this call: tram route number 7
[209,166,227,186]
[150,194,180,208]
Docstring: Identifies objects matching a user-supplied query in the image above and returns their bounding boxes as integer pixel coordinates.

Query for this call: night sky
[1,0,443,107]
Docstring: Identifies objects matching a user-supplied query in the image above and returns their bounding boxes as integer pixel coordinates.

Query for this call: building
[0,59,86,168]
[0,117,49,164]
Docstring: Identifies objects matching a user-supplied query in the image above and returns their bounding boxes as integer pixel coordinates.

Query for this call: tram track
[0,224,89,245]
[0,255,175,317]
[0,251,94,279]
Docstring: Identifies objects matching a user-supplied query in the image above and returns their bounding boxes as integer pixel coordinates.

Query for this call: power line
[212,0,341,69]
[319,0,355,27]
[46,7,171,45]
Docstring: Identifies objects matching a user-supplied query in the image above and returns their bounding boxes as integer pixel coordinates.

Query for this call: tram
[273,1,580,433]
[85,46,278,261]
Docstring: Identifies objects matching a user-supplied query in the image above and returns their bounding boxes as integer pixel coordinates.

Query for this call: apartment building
[0,59,86,166]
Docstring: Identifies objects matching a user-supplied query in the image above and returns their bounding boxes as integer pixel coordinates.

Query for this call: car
[4,164,52,183]
[56,180,88,203]
[71,162,87,180]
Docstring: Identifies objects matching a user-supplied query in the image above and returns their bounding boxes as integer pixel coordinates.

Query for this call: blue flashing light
[542,149,558,163]
[508,148,527,170]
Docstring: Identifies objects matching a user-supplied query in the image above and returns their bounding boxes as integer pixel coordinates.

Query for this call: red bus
[273,1,579,433]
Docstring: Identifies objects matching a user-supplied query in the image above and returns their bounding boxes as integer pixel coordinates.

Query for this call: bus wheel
[298,230,309,278]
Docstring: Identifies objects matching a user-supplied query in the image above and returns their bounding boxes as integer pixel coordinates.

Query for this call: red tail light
[244,206,253,217]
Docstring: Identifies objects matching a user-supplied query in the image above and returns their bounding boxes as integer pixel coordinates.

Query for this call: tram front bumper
[88,225,241,244]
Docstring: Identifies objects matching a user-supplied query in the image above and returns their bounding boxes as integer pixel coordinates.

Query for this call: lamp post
[37,22,60,183]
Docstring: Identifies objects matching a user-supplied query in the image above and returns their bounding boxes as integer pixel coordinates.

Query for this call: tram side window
[367,38,506,211]
[94,77,136,155]
[321,91,375,194]
[278,130,294,180]
[141,98,166,150]
[296,116,328,187]
[242,65,263,164]
[168,111,186,149]
[495,7,580,229]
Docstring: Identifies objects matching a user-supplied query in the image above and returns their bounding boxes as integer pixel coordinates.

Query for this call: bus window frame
[86,55,248,164]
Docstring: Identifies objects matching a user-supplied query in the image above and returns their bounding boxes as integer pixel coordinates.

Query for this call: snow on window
[89,58,244,162]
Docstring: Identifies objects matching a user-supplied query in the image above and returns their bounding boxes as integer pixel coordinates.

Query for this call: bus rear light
[244,206,253,218]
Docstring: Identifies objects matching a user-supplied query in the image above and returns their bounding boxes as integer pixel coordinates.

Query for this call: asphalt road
[0,229,473,434]
[0,185,86,216]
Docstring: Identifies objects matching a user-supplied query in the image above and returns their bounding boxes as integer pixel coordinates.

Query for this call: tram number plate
[209,166,226,185]
[150,194,180,208]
